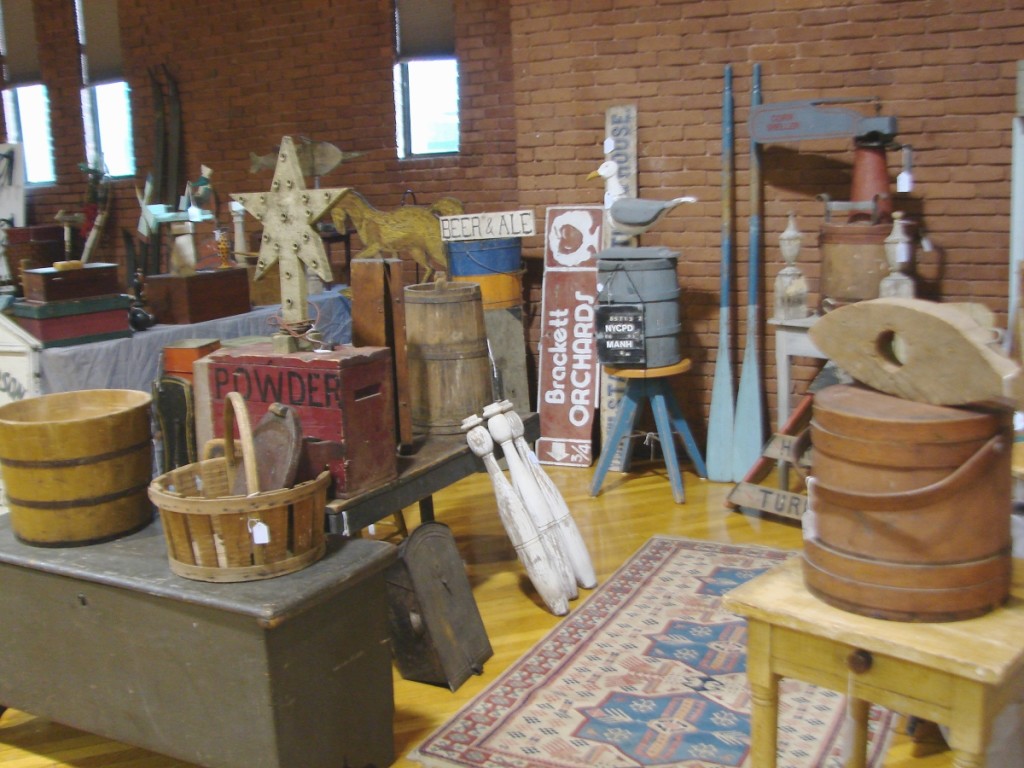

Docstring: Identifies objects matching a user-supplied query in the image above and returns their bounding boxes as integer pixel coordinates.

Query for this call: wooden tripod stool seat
[590,358,708,504]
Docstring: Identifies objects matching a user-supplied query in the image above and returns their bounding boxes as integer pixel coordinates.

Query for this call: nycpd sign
[596,303,645,366]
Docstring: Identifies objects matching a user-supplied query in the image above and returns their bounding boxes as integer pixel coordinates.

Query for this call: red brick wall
[510,0,1024,429]
[14,0,1024,437]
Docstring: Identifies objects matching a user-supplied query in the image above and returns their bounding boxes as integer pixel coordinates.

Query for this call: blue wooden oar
[706,65,735,482]
[732,64,765,481]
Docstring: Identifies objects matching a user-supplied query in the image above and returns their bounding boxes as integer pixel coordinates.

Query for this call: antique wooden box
[162,337,221,382]
[0,517,398,768]
[197,342,398,497]
[21,263,120,303]
[10,294,132,347]
[145,267,250,325]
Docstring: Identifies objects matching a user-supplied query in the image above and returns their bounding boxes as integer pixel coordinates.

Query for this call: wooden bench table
[723,557,1024,768]
[326,411,539,535]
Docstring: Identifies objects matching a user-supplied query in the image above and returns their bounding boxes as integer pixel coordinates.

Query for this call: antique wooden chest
[10,294,132,347]
[144,267,250,324]
[197,342,398,497]
[0,518,398,768]
[21,263,120,302]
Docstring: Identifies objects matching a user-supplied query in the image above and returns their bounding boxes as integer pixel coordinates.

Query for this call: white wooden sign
[439,210,536,242]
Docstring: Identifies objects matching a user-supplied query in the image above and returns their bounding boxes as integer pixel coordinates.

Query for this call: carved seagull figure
[586,160,626,210]
[608,194,697,237]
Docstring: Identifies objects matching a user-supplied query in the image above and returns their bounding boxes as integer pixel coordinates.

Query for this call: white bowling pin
[463,416,569,616]
[483,403,578,600]
[501,402,598,589]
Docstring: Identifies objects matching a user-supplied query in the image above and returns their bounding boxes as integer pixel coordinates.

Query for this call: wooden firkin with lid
[805,383,1013,622]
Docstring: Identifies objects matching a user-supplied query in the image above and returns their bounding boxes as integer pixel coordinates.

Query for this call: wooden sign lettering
[727,482,807,520]
[535,206,603,467]
[439,210,536,242]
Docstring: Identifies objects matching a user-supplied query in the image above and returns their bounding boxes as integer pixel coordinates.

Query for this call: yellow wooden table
[722,557,1024,768]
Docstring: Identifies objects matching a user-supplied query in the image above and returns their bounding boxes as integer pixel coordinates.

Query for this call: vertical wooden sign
[535,206,603,466]
[600,105,639,472]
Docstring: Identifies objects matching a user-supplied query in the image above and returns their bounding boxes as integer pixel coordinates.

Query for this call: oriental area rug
[411,536,897,768]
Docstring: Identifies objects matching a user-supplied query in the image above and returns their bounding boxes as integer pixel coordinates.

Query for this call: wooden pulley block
[809,297,1024,407]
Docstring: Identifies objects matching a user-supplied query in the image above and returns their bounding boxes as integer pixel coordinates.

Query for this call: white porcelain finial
[880,211,915,298]
[773,212,809,321]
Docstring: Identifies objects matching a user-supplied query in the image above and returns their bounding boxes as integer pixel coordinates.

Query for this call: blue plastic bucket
[448,238,523,309]
[448,238,522,277]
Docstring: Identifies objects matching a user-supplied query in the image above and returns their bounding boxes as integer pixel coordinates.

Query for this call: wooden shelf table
[326,411,539,536]
[723,558,1024,768]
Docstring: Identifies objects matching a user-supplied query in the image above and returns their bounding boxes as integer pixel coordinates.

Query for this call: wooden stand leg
[649,385,685,503]
[662,380,708,477]
[746,621,779,767]
[846,698,870,768]
[590,385,641,497]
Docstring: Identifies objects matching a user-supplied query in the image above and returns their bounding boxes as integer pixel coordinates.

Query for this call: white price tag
[248,519,270,545]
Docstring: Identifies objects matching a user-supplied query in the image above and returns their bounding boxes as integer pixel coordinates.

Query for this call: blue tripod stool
[590,358,708,504]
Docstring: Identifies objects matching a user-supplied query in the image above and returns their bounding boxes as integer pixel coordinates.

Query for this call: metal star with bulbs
[231,135,347,329]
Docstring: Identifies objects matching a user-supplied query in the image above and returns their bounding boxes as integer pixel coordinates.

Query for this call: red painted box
[201,342,397,498]
[11,294,132,347]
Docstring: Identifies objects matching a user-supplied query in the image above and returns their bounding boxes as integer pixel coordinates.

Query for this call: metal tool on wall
[733,63,765,481]
[706,64,735,482]
[749,94,906,313]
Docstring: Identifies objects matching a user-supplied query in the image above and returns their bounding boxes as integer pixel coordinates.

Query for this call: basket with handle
[148,392,330,582]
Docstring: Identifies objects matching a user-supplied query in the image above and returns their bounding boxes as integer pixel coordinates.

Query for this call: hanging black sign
[596,303,645,366]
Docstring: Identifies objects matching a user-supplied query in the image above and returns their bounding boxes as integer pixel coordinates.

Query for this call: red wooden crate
[202,342,397,498]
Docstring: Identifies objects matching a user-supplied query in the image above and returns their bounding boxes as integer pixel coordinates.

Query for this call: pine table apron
[723,558,1024,768]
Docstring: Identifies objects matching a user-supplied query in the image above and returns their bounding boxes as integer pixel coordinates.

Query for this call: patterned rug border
[410,535,897,768]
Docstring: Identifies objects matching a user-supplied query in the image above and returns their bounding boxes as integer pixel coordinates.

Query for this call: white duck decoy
[608,194,698,237]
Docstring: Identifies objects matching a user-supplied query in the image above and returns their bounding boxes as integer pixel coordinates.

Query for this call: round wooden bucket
[818,222,889,311]
[148,392,329,582]
[0,389,154,546]
[805,383,1012,621]
[405,281,492,434]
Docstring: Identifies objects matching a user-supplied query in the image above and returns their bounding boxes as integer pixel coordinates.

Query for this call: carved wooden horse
[331,189,464,282]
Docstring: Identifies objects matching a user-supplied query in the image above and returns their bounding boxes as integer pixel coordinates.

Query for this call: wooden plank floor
[0,462,952,767]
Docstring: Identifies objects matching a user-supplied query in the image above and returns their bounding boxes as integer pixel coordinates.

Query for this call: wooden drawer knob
[847,648,873,674]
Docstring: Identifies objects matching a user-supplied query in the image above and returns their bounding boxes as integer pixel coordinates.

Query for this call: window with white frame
[394,58,460,158]
[0,0,55,184]
[2,84,55,184]
[76,0,134,177]
[394,0,459,158]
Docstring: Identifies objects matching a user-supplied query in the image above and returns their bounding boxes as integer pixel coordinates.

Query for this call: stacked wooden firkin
[804,298,1019,622]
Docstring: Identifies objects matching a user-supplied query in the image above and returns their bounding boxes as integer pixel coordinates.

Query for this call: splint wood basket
[148,392,329,582]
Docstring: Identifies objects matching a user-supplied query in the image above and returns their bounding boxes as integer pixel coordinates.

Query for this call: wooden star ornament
[231,135,347,326]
